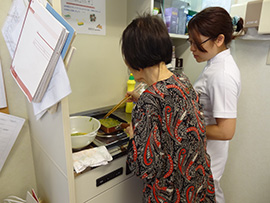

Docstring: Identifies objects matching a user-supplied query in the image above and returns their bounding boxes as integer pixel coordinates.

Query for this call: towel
[72,146,113,173]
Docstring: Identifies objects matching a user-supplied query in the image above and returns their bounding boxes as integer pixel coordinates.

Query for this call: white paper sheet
[32,57,72,120]
[0,113,25,172]
[1,0,28,58]
[0,61,7,108]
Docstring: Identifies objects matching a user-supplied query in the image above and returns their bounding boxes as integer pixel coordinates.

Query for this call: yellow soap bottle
[125,73,136,113]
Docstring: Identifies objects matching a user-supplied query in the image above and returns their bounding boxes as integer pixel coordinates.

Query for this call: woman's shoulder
[140,72,193,98]
[172,72,193,86]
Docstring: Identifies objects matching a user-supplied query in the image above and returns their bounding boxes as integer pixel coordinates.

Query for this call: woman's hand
[126,91,140,103]
[125,123,134,139]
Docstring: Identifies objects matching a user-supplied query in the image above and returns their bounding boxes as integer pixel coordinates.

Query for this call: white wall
[221,39,270,203]
[0,0,37,201]
[216,0,270,202]
[67,0,128,114]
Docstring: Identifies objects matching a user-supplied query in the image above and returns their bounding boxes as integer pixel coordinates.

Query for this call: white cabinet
[27,98,75,202]
[75,156,142,203]
[230,0,270,35]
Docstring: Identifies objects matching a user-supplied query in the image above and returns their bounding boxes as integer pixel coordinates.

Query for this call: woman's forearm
[206,118,236,140]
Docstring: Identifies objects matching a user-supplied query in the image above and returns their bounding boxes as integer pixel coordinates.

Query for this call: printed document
[1,0,28,58]
[32,57,72,120]
[0,113,25,172]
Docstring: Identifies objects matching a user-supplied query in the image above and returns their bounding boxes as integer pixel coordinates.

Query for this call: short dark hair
[121,14,172,70]
[188,7,244,52]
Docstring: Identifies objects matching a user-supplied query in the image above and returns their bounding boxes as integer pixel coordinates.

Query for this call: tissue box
[165,7,178,34]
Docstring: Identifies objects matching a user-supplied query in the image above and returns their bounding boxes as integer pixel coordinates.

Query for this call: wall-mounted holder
[231,1,270,66]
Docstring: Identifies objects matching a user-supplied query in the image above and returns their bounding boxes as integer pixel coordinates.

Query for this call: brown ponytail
[232,16,244,39]
[188,7,244,51]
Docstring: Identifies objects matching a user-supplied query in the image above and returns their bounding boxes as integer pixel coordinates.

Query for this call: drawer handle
[96,167,123,187]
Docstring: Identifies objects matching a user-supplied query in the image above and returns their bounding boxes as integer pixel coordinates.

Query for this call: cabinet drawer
[75,156,143,203]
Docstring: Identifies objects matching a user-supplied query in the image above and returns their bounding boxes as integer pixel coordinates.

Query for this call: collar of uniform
[207,48,231,66]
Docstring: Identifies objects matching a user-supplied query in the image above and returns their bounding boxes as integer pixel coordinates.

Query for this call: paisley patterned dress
[126,73,215,203]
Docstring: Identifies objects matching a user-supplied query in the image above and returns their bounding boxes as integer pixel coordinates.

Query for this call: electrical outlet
[267,46,270,65]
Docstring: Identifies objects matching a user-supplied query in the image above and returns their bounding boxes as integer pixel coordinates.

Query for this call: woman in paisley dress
[121,14,215,203]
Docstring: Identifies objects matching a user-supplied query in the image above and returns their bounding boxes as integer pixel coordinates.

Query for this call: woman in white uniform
[187,7,244,203]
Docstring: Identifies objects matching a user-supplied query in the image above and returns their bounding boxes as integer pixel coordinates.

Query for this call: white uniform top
[193,49,241,202]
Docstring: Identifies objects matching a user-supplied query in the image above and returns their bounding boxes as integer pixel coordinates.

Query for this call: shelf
[234,28,270,41]
[169,33,189,39]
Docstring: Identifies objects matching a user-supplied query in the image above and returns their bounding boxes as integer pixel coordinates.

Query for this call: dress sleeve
[126,95,163,180]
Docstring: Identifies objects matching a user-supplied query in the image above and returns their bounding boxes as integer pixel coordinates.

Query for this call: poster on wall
[61,0,106,35]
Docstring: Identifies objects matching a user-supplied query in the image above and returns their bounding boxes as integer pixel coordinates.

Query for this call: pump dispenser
[125,73,136,113]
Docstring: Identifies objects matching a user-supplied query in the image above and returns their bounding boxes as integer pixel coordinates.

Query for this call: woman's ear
[215,34,225,47]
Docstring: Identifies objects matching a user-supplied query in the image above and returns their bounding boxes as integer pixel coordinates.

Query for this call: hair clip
[232,16,240,26]
[232,16,240,31]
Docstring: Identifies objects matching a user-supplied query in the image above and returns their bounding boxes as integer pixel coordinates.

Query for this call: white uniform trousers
[207,140,229,203]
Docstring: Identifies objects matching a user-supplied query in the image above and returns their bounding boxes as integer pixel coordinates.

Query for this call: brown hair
[188,7,244,52]
[121,14,172,70]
